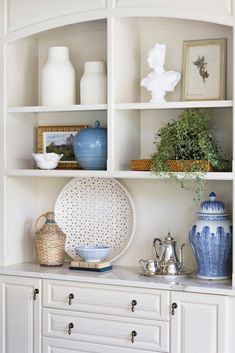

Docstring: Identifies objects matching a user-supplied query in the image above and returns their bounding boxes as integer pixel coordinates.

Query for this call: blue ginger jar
[189,192,232,280]
[73,120,107,170]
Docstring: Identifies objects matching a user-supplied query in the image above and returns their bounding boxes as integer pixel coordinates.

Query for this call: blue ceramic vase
[73,120,107,170]
[189,192,232,280]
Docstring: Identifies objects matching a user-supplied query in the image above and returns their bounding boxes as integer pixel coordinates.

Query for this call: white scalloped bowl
[75,245,110,262]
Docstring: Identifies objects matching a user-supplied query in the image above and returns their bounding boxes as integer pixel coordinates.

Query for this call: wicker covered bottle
[35,212,66,266]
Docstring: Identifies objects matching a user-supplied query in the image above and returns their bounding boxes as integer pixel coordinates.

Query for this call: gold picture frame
[37,125,87,169]
[182,38,226,101]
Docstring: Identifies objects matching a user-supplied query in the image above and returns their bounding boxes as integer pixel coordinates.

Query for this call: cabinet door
[171,291,228,353]
[0,276,41,353]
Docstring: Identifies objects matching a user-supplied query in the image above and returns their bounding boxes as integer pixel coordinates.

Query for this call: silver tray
[139,269,192,279]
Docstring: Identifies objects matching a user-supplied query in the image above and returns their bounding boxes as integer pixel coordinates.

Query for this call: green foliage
[151,108,230,200]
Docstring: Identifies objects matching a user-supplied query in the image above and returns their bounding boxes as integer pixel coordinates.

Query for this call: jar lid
[199,192,227,215]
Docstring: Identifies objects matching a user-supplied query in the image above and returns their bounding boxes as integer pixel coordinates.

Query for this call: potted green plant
[151,108,230,200]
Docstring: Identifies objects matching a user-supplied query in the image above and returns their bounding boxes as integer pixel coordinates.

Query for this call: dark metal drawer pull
[131,299,137,312]
[68,322,74,335]
[33,288,39,301]
[171,302,178,315]
[68,293,74,305]
[131,330,137,343]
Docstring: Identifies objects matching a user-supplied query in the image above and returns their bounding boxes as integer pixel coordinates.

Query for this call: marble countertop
[0,262,234,296]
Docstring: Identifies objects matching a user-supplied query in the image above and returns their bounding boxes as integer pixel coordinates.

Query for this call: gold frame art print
[37,125,87,169]
[182,38,226,101]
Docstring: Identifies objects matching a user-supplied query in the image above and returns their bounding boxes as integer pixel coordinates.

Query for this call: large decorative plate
[54,177,136,262]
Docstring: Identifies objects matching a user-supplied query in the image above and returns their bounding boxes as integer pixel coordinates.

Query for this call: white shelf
[5,169,234,180]
[115,100,233,110]
[7,104,108,113]
[6,101,233,113]
[5,169,111,178]
[113,171,234,180]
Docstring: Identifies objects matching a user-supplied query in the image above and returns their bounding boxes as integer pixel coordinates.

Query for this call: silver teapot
[153,232,185,275]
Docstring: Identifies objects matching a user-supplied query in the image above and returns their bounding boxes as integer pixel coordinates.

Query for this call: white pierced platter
[54,177,136,262]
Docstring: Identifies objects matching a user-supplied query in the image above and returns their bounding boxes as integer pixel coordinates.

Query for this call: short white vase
[41,46,76,106]
[80,61,107,104]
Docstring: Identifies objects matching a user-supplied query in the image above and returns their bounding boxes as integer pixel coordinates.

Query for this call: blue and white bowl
[75,245,110,262]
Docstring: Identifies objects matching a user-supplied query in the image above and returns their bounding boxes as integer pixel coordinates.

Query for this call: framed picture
[182,38,226,101]
[37,125,87,169]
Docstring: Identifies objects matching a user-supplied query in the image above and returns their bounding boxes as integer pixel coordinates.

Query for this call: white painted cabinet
[0,275,231,353]
[42,279,170,352]
[0,276,42,353]
[171,291,228,353]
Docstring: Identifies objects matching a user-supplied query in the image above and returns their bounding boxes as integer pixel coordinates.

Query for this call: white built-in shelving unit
[1,0,235,285]
[1,2,235,353]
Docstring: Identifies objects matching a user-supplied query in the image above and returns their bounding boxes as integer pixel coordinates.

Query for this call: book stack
[69,260,112,272]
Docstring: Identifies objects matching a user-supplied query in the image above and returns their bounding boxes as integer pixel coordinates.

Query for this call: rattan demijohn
[35,212,66,266]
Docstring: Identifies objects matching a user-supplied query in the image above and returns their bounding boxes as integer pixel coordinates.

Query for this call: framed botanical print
[37,125,87,169]
[182,38,226,101]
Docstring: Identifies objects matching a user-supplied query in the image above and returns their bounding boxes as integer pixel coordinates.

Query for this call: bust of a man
[141,43,181,103]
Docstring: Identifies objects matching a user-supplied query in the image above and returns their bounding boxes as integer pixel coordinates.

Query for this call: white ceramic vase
[41,46,76,106]
[80,61,107,104]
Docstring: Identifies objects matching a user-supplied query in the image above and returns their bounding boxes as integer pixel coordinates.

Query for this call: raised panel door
[0,276,41,353]
[171,291,228,353]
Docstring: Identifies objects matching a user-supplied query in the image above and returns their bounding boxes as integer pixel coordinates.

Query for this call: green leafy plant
[151,108,230,200]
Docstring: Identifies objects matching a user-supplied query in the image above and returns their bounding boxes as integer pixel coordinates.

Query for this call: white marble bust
[141,43,181,103]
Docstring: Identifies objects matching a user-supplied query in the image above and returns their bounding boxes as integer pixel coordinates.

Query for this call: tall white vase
[80,61,107,104]
[41,46,76,106]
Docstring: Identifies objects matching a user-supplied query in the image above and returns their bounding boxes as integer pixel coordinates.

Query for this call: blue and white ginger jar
[189,192,232,280]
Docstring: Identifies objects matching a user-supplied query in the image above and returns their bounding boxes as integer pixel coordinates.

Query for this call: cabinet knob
[68,293,74,305]
[33,288,39,301]
[131,299,137,312]
[68,322,74,335]
[131,330,137,343]
[171,302,178,315]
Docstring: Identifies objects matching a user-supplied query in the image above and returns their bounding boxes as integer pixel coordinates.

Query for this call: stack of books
[69,260,112,272]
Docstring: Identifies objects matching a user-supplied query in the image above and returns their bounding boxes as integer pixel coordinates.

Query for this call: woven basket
[131,159,213,172]
[167,160,213,172]
[35,212,66,267]
[131,159,153,171]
